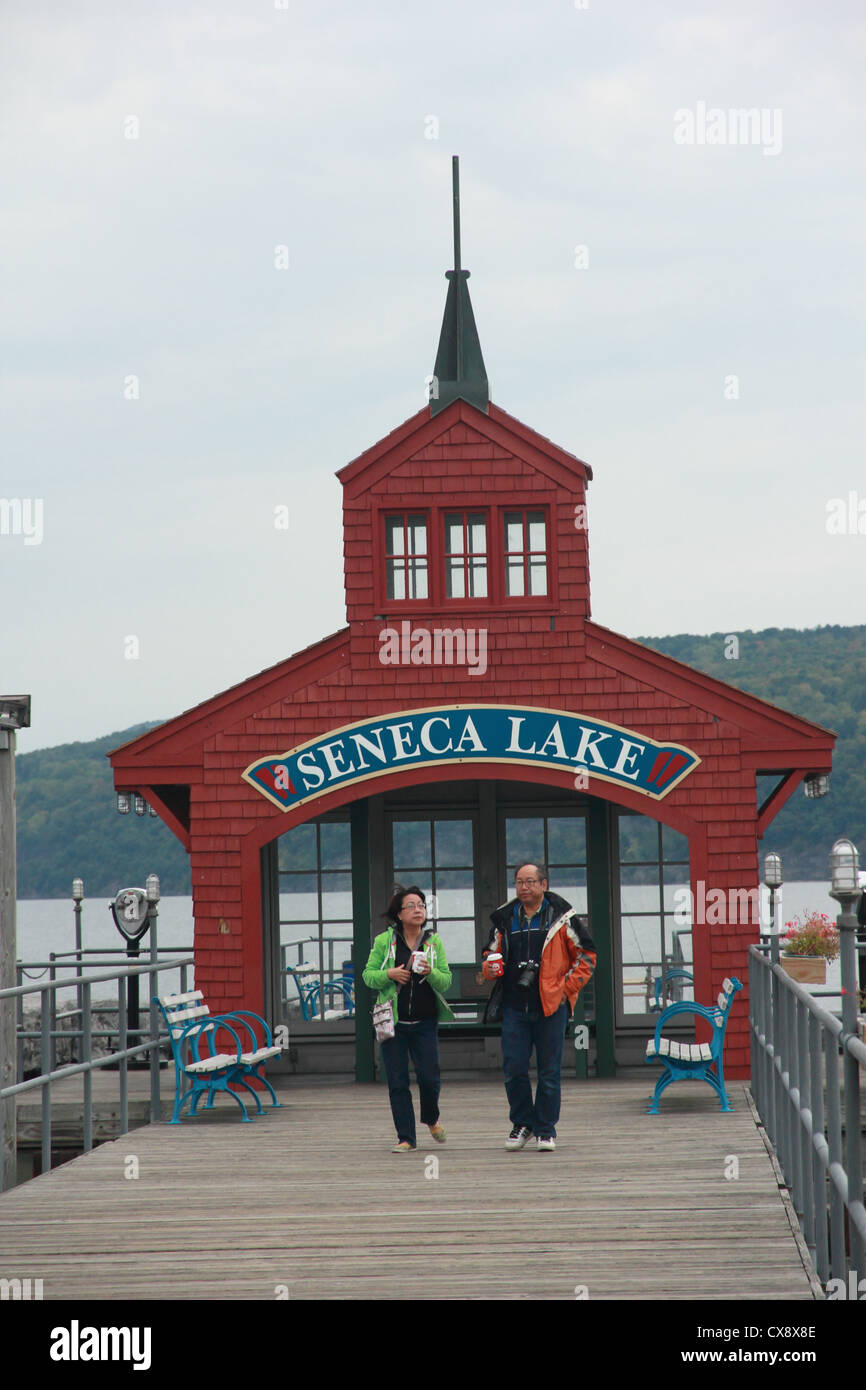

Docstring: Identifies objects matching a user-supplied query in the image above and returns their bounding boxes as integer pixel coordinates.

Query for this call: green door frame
[351,799,376,1083]
[587,798,616,1077]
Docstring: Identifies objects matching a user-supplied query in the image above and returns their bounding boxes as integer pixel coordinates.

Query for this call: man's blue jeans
[380,1018,440,1147]
[501,1002,569,1138]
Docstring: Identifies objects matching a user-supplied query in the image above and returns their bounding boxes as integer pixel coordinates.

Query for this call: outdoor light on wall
[0,695,31,730]
[763,853,783,890]
[148,804,158,817]
[71,878,84,902]
[829,837,860,898]
[804,774,830,799]
[116,793,131,815]
[133,794,147,817]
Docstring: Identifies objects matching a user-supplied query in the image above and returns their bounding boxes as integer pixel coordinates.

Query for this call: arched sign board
[242,704,700,814]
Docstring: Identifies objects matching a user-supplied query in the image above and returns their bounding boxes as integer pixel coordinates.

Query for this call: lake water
[12,880,847,1009]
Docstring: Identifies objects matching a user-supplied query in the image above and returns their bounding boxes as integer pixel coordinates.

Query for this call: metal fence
[0,955,194,1194]
[749,943,866,1290]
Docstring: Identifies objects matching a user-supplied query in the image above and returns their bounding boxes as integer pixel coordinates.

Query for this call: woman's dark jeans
[381,1018,441,1146]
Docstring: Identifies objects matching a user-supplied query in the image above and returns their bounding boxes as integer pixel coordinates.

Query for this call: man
[481,863,596,1152]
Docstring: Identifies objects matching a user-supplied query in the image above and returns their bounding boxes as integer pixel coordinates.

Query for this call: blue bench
[155,991,283,1124]
[645,976,743,1114]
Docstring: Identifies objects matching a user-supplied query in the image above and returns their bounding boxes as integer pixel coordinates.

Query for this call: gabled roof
[585,621,835,751]
[110,614,833,783]
[337,396,592,497]
[108,627,350,771]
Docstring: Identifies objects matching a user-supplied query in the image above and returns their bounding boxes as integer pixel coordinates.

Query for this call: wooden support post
[0,729,18,1191]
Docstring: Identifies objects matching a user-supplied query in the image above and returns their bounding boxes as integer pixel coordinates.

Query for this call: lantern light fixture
[829,837,860,898]
[763,852,783,891]
[804,774,830,799]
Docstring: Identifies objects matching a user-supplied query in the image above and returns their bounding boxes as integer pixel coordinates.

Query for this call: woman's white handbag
[372,1001,395,1041]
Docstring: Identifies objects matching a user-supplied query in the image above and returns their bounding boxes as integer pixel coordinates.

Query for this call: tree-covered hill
[635,624,866,879]
[13,623,866,896]
[16,723,192,898]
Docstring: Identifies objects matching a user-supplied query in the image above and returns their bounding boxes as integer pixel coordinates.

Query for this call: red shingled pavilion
[109,161,834,1082]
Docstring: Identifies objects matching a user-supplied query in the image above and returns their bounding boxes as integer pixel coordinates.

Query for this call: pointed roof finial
[430,156,489,416]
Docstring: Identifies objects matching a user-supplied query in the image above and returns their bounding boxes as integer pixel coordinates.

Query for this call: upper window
[445,512,488,599]
[504,510,547,596]
[378,503,552,606]
[385,513,428,600]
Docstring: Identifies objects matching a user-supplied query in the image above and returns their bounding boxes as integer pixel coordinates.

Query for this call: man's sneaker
[505,1125,533,1151]
[536,1135,556,1151]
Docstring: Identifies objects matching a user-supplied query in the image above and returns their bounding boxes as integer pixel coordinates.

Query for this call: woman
[362,885,454,1152]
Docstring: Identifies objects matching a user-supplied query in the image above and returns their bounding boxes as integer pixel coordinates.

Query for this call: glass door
[386,814,477,964]
[615,812,691,1024]
[275,816,355,1029]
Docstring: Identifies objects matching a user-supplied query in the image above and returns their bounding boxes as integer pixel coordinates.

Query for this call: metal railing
[15,947,192,1079]
[749,942,866,1290]
[0,955,194,1193]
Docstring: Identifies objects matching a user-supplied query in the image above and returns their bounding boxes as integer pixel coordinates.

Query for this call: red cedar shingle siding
[108,398,834,1074]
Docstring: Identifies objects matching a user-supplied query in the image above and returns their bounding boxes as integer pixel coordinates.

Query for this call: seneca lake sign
[242,705,700,812]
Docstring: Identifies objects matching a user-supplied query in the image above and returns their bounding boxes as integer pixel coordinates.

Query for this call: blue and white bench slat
[166,1004,210,1023]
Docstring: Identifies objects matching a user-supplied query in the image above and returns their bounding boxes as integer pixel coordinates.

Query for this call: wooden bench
[154,992,283,1124]
[645,976,743,1114]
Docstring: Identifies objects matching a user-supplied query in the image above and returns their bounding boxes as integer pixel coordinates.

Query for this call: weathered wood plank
[0,1078,818,1300]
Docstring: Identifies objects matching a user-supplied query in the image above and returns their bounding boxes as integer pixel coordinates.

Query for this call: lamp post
[145,875,161,1115]
[72,878,84,967]
[72,879,84,1049]
[829,837,864,1276]
[829,838,861,1037]
[763,852,783,965]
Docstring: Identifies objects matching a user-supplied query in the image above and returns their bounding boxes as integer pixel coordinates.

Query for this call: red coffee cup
[487,952,504,978]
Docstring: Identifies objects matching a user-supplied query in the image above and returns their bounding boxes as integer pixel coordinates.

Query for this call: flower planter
[780,955,827,985]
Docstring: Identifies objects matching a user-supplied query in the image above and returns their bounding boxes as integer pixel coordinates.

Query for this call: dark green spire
[430,156,489,416]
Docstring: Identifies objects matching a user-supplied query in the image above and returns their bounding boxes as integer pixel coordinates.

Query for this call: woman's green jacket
[362,926,455,1024]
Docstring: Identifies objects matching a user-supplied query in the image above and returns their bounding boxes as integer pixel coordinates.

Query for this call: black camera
[516,960,539,990]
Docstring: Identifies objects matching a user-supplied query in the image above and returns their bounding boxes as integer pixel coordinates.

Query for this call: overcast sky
[2,1,864,754]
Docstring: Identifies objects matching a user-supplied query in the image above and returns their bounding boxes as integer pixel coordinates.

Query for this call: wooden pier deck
[0,1077,819,1301]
